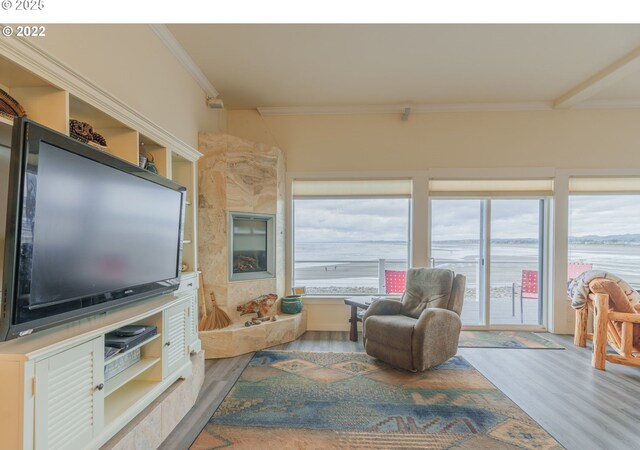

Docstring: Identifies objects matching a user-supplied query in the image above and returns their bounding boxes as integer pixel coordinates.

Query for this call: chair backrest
[384,270,406,294]
[400,268,460,319]
[568,263,593,281]
[521,270,538,299]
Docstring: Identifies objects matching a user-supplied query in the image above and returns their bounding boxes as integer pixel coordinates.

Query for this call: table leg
[349,305,358,342]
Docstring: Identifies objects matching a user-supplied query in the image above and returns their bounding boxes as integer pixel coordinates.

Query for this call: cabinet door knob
[96,383,104,391]
[165,341,171,347]
[187,283,193,287]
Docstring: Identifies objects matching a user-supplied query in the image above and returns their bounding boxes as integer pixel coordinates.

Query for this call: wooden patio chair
[574,281,640,370]
[384,270,406,294]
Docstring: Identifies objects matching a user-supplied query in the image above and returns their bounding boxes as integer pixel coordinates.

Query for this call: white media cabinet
[0,271,201,450]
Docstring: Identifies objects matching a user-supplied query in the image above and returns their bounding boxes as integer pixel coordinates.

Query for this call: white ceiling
[166,24,640,111]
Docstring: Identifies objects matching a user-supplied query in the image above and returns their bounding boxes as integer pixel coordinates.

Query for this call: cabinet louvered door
[163,302,188,377]
[34,338,104,450]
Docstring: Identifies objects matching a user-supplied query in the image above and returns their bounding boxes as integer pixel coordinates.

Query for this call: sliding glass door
[430,200,485,325]
[430,198,545,328]
[489,199,543,325]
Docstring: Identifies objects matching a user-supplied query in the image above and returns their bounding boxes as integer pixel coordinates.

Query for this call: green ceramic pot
[281,295,303,314]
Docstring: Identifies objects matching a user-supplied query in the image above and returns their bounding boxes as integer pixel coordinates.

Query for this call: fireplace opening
[229,212,275,281]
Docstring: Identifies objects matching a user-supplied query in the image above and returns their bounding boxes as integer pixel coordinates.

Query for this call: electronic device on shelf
[114,325,148,337]
[105,325,157,351]
[0,118,187,341]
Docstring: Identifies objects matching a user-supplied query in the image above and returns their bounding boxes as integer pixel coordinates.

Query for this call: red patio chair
[511,270,538,323]
[384,270,406,294]
[568,262,592,281]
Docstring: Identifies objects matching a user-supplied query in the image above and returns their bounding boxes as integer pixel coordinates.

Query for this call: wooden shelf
[104,333,161,366]
[104,380,160,426]
[104,357,160,396]
[0,55,51,88]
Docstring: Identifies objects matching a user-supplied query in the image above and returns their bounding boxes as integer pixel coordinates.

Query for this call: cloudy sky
[294,195,640,243]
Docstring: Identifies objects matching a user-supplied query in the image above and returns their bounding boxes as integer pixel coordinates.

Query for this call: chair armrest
[362,299,403,344]
[363,299,402,320]
[413,308,462,371]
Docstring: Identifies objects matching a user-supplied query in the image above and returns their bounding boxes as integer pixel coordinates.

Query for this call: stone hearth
[197,133,306,358]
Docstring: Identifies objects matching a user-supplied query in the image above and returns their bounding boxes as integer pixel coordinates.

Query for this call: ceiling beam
[554,46,640,109]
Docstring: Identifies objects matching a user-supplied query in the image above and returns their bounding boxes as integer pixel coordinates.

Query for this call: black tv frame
[0,118,186,341]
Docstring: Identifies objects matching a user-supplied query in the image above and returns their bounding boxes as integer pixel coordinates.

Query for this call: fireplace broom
[198,272,231,331]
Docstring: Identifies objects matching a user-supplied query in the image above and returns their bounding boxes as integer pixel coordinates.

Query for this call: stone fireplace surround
[197,133,306,358]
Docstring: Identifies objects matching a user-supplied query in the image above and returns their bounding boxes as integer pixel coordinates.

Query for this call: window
[292,180,411,295]
[569,179,640,287]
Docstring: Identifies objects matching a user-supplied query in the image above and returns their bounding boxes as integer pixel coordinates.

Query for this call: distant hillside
[433,234,640,245]
[569,234,640,244]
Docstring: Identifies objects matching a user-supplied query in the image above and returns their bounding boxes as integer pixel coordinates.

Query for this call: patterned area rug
[459,331,565,349]
[191,351,562,449]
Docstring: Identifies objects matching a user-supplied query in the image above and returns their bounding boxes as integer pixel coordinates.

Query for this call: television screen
[1,118,185,340]
[28,141,182,307]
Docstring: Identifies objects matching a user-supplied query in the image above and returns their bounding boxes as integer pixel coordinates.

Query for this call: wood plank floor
[162,331,640,450]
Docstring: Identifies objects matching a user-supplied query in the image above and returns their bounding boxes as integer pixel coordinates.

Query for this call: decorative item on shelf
[69,119,108,149]
[138,153,147,169]
[181,262,189,272]
[144,152,158,174]
[0,88,27,120]
[281,295,303,314]
[292,286,307,296]
[244,314,279,327]
[198,272,231,331]
[237,293,278,320]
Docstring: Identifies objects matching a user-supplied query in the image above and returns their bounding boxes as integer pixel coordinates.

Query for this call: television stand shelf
[104,357,160,396]
[0,273,202,450]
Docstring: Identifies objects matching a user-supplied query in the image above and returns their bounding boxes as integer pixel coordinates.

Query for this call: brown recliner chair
[363,268,465,371]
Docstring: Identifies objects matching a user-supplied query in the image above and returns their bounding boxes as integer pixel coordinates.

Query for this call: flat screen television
[0,118,186,341]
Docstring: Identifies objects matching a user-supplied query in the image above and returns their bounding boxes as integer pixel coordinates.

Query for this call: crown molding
[257,102,553,116]
[149,24,219,99]
[0,36,202,161]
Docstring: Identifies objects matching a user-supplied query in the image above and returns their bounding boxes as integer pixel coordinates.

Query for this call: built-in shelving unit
[0,45,202,450]
[0,52,199,274]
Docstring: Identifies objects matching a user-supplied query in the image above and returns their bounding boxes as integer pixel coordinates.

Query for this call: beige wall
[227,108,640,333]
[33,25,224,148]
[228,108,640,171]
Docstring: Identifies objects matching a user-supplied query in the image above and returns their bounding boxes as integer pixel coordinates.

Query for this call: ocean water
[294,241,640,291]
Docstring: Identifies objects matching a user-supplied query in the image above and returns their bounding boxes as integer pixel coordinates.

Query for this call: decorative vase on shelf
[145,153,158,174]
[281,295,303,314]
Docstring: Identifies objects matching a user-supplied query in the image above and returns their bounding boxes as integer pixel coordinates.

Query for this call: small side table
[344,296,374,342]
